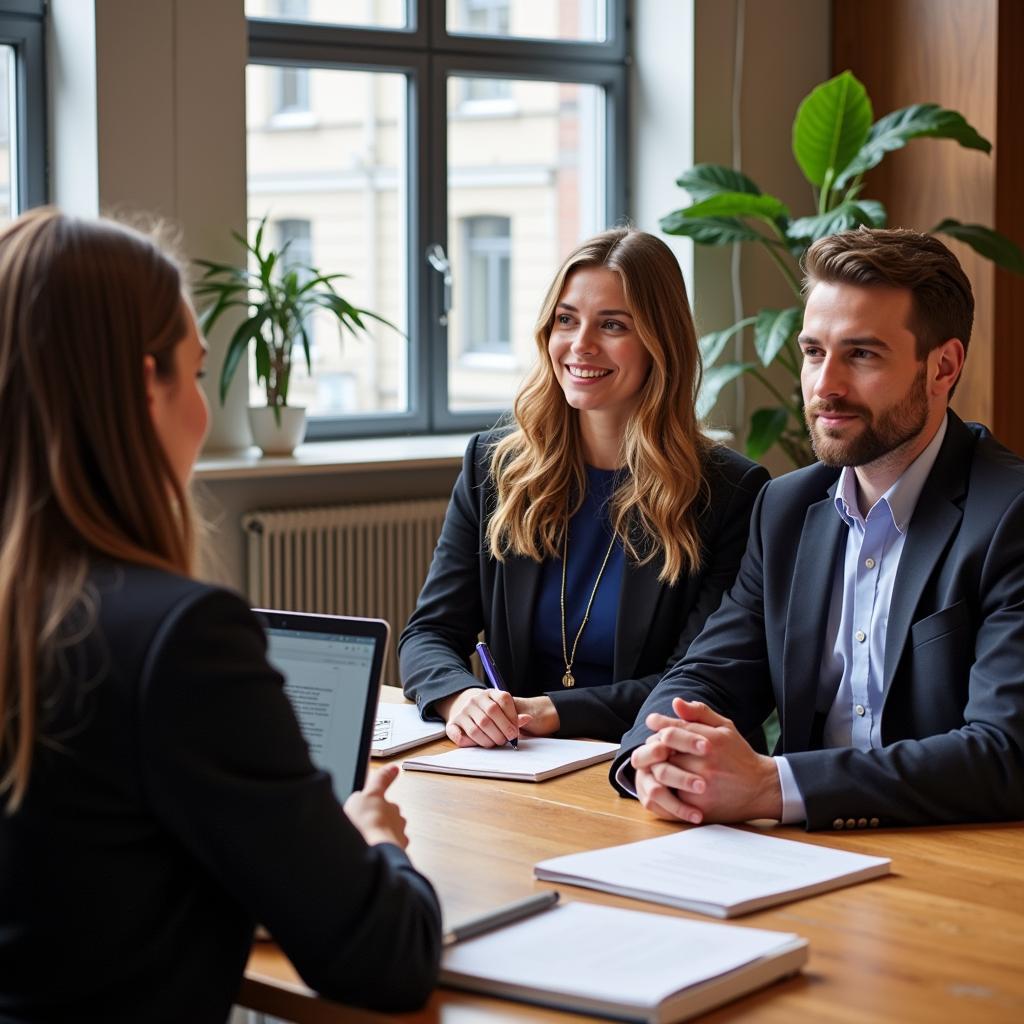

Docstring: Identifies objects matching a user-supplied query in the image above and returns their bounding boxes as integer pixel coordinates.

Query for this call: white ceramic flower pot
[248,406,307,456]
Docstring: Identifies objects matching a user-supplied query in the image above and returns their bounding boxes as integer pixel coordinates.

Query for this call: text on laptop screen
[265,628,377,801]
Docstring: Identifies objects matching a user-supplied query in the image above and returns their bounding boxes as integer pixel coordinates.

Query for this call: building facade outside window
[245,0,626,438]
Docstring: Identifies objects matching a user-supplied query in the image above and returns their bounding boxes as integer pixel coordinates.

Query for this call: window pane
[446,76,605,412]
[246,0,407,30]
[247,64,408,418]
[447,0,606,43]
[0,46,15,226]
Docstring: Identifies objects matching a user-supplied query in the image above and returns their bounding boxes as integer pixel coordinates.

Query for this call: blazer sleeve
[398,433,489,719]
[551,458,771,741]
[609,483,779,792]
[138,588,442,1012]
[787,490,1024,829]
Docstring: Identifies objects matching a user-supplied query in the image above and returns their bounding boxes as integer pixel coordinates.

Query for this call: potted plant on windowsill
[194,217,398,456]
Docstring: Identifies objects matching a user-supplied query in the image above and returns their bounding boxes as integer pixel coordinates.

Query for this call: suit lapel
[502,555,542,690]
[782,490,845,751]
[613,556,665,680]
[881,414,971,700]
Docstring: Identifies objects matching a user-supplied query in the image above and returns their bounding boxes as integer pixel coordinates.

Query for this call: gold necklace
[559,521,619,688]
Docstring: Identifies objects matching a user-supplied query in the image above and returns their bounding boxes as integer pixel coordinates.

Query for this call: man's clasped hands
[632,698,784,825]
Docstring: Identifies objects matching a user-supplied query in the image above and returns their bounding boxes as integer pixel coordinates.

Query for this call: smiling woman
[399,227,772,750]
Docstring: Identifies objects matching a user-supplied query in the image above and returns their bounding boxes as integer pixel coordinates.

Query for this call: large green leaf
[754,307,802,366]
[857,199,888,227]
[746,407,790,460]
[835,104,991,188]
[788,202,877,242]
[219,311,270,402]
[696,362,754,420]
[675,164,762,201]
[683,191,789,222]
[932,220,1024,275]
[792,70,873,188]
[660,213,762,245]
[659,211,765,243]
[699,317,756,368]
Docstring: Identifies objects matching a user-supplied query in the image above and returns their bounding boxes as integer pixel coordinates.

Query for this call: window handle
[425,243,453,327]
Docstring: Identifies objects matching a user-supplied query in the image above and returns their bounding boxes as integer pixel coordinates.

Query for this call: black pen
[475,640,519,750]
[442,891,560,946]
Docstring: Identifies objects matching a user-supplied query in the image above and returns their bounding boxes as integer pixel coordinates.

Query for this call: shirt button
[869,817,880,828]
[855,629,866,643]
[855,704,866,716]
[857,818,868,828]
[864,557,876,569]
[832,818,844,830]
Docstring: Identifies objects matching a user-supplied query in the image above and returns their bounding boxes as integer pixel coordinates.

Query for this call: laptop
[256,609,389,802]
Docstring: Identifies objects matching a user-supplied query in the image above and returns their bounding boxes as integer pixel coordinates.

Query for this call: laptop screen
[258,611,387,802]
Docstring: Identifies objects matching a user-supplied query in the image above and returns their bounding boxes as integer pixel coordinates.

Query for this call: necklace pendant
[561,671,575,688]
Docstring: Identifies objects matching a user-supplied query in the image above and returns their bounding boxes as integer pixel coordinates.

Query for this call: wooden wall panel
[992,0,1024,451]
[833,0,1024,454]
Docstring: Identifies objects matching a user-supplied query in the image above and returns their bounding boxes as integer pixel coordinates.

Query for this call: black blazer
[0,563,441,1023]
[613,413,1024,830]
[399,430,770,740]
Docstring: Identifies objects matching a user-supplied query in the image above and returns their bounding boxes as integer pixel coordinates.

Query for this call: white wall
[48,0,251,450]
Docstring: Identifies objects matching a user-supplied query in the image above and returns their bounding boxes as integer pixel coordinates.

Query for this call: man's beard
[805,364,929,468]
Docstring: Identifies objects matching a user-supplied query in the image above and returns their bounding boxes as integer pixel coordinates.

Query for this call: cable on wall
[730,0,747,431]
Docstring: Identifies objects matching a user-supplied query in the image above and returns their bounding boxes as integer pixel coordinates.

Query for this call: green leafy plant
[194,217,398,417]
[662,70,1024,467]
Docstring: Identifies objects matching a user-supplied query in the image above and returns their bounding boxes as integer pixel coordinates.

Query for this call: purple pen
[475,640,519,749]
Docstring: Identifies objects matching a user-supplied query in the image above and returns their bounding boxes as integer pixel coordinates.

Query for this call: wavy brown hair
[486,228,711,583]
[0,208,194,812]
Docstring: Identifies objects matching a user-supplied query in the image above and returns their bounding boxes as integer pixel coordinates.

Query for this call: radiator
[243,498,450,684]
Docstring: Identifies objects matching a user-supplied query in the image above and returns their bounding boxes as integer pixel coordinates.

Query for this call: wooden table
[241,692,1024,1023]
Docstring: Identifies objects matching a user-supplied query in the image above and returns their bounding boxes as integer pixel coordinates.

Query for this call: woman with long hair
[0,208,440,1021]
[400,227,769,746]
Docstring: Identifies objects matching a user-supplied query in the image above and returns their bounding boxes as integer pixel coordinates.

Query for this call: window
[462,215,511,357]
[276,217,313,270]
[0,3,45,227]
[273,65,310,114]
[247,0,627,439]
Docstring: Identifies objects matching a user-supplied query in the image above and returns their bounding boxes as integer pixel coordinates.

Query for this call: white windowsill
[194,433,473,482]
[193,428,737,482]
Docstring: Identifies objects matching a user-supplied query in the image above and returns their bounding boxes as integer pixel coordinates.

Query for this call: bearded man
[611,227,1024,830]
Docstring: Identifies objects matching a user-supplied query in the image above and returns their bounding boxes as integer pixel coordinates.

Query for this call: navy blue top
[532,465,626,690]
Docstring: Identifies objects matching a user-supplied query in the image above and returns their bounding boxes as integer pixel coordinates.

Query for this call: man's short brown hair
[802,227,974,363]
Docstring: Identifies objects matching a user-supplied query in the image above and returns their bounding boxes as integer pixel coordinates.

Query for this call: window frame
[247,0,629,440]
[0,0,46,216]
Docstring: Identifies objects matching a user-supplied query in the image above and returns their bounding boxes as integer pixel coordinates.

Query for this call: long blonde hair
[487,228,710,583]
[0,208,194,812]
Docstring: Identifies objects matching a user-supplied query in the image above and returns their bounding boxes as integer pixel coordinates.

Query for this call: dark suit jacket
[0,563,440,1023]
[399,430,770,740]
[612,413,1024,830]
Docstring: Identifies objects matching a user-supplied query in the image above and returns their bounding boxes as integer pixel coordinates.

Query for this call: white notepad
[371,703,447,757]
[534,824,891,917]
[402,737,618,781]
[441,900,808,1023]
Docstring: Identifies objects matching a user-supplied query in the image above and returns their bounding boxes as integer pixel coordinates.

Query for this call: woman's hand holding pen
[435,690,561,747]
[436,688,530,747]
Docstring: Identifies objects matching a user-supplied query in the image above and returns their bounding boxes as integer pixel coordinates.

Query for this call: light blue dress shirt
[775,417,949,822]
